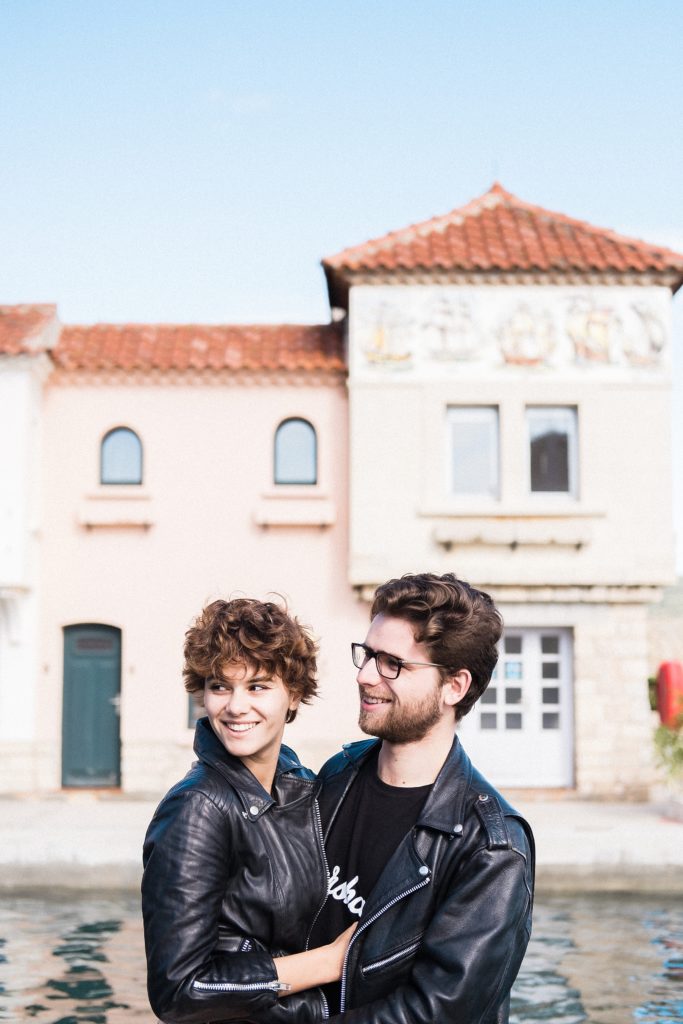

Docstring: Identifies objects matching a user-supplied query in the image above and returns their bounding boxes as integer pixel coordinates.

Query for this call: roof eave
[322,262,349,314]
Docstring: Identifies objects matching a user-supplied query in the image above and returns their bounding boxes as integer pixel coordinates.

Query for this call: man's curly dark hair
[371,573,502,720]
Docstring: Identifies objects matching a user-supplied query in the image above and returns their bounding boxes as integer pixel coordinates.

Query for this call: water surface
[0,893,681,1023]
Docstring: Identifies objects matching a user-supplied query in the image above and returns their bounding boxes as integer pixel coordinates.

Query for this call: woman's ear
[286,695,301,723]
[442,669,472,708]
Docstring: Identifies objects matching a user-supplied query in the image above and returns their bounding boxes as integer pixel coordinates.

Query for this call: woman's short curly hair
[183,598,319,722]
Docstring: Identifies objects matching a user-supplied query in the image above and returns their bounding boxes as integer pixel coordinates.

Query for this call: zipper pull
[267,980,292,992]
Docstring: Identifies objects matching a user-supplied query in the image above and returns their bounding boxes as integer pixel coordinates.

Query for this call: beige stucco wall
[347,284,674,589]
[345,281,674,798]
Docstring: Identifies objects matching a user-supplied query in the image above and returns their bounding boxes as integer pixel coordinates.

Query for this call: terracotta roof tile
[54,322,345,373]
[0,304,57,355]
[323,183,683,287]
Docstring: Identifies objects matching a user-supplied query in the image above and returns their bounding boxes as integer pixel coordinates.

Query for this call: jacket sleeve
[328,833,533,1024]
[142,788,282,1024]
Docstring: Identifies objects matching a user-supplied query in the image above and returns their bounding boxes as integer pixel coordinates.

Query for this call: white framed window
[447,406,499,498]
[100,427,143,485]
[274,418,317,485]
[527,407,578,496]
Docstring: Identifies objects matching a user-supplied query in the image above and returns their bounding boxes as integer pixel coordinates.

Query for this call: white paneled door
[457,628,574,787]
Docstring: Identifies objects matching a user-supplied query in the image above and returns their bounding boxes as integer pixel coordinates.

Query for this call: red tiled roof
[0,304,57,355]
[323,184,683,302]
[54,322,345,372]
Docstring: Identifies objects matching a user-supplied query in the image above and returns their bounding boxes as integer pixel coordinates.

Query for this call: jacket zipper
[302,797,331,1020]
[362,939,422,975]
[193,979,285,993]
[304,798,331,951]
[339,876,430,1012]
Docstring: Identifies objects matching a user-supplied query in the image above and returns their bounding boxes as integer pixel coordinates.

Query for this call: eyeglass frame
[351,642,446,681]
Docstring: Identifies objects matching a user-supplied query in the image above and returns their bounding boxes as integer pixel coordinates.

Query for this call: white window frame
[446,406,500,499]
[100,426,143,486]
[274,417,318,486]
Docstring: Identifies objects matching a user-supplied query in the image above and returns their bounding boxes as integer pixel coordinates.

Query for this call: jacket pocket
[360,934,424,978]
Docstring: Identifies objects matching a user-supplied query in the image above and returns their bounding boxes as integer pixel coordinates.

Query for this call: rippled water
[0,893,680,1023]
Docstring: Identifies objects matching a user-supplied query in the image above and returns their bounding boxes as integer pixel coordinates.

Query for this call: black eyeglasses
[351,642,445,681]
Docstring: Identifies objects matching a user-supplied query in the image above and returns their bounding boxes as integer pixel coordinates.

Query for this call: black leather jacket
[316,735,535,1024]
[141,717,329,1024]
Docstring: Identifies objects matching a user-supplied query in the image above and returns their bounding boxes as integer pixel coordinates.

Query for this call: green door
[62,624,121,787]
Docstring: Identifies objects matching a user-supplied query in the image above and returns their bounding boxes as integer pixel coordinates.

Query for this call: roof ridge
[323,184,683,269]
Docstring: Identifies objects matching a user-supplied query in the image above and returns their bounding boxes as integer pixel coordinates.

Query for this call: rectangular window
[447,406,499,498]
[527,406,578,496]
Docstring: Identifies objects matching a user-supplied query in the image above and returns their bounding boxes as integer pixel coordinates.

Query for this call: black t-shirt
[312,748,431,1013]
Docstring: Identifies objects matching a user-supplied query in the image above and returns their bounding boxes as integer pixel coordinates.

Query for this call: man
[311,572,534,1023]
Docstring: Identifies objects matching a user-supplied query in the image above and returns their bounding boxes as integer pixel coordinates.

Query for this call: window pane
[504,661,523,680]
[274,419,317,484]
[543,712,560,730]
[505,687,522,704]
[481,688,497,704]
[448,407,499,497]
[504,636,522,654]
[542,687,560,704]
[101,428,143,484]
[481,713,497,730]
[528,407,577,494]
[541,636,560,654]
[506,713,523,730]
[188,694,202,729]
[542,662,560,679]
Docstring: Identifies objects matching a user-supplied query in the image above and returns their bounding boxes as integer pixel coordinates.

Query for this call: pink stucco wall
[41,375,370,793]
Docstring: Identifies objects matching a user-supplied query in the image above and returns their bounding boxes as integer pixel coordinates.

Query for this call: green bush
[654,716,683,780]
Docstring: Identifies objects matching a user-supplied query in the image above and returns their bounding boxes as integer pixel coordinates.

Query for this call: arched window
[100,427,143,485]
[274,418,317,485]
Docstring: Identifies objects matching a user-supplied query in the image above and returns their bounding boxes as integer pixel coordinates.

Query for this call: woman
[142,597,350,1024]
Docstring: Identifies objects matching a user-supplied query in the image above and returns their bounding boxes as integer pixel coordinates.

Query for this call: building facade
[1,185,682,797]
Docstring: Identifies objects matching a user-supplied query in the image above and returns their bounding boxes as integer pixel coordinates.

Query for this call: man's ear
[442,669,472,708]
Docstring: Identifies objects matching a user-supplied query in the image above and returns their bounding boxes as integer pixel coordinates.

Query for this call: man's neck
[376,721,457,787]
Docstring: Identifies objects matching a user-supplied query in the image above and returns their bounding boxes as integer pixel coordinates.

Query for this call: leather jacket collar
[193,716,306,819]
[336,732,509,836]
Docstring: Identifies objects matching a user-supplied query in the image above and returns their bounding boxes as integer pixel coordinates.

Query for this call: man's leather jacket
[142,717,329,1024]
[316,735,535,1024]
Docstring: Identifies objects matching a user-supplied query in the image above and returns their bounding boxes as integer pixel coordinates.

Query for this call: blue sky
[2,0,683,563]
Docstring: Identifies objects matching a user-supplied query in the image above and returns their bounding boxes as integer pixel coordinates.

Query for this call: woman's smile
[203,662,299,783]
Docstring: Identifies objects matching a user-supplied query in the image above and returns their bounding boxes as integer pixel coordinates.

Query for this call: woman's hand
[273,921,358,994]
[328,922,358,978]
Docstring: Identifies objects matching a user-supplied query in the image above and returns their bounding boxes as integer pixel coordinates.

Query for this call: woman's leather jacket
[141,717,329,1024]
[316,735,535,1024]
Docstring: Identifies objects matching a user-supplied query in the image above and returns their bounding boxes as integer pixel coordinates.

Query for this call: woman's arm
[143,786,319,1024]
[274,923,357,995]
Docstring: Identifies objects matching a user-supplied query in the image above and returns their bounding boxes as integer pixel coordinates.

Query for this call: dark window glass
[530,431,568,491]
[541,636,560,654]
[505,687,522,704]
[481,688,497,704]
[528,408,577,494]
[506,713,523,729]
[504,636,522,654]
[542,662,560,679]
[543,712,560,730]
[481,713,497,730]
[274,418,317,485]
[101,427,143,485]
[543,687,560,704]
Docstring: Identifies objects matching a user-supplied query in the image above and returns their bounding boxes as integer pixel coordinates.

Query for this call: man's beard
[358,684,443,744]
